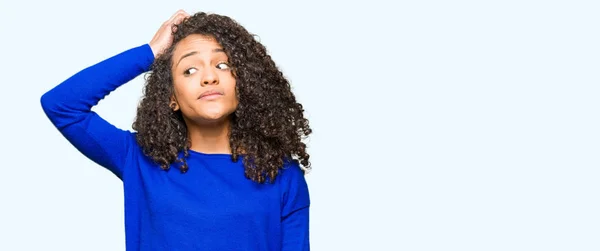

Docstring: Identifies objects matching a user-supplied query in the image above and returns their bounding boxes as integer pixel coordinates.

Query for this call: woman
[41,10,312,251]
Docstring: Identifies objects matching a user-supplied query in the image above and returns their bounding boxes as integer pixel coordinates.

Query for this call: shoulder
[126,131,143,150]
[278,159,307,183]
[278,158,309,195]
[278,158,310,212]
[122,131,148,163]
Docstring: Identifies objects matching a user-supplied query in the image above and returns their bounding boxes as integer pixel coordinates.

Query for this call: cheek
[173,80,199,105]
[226,81,239,105]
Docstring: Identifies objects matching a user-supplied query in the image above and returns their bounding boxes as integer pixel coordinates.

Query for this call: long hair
[133,12,311,183]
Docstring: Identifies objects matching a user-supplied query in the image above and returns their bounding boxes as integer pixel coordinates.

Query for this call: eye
[216,62,231,70]
[183,67,197,76]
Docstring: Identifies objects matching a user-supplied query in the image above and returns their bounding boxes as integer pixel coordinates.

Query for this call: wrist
[148,43,159,58]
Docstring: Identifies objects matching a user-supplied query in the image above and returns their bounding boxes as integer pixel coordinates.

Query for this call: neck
[186,118,232,154]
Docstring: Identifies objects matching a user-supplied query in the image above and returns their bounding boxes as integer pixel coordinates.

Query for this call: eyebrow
[175,48,225,68]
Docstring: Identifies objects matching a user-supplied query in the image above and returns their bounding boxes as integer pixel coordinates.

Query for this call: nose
[201,68,219,86]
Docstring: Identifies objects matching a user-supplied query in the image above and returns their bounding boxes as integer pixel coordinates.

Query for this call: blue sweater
[40,44,310,251]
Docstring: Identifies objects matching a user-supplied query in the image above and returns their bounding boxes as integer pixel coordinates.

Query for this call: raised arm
[40,10,189,179]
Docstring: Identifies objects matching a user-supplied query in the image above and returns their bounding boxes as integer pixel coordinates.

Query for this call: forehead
[172,34,223,56]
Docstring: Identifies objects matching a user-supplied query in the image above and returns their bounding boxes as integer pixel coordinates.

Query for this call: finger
[174,9,188,20]
[165,10,184,25]
[173,15,186,25]
[173,9,186,18]
[176,11,189,19]
[173,13,188,25]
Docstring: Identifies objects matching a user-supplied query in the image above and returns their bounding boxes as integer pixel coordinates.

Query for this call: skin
[170,34,239,154]
[149,10,189,57]
[137,11,312,181]
[149,10,238,154]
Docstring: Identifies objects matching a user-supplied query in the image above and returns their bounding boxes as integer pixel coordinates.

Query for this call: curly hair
[132,12,311,183]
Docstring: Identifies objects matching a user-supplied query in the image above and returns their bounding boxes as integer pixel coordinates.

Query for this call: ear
[169,95,180,111]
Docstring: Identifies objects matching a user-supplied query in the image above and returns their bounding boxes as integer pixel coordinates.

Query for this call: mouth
[198,90,224,100]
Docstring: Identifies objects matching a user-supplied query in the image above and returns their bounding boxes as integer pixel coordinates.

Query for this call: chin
[203,114,228,121]
[184,103,237,124]
[196,110,233,123]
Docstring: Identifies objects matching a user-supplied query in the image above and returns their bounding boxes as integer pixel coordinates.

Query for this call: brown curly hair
[132,12,311,183]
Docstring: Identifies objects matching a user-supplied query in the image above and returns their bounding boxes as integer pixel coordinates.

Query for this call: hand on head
[149,10,190,58]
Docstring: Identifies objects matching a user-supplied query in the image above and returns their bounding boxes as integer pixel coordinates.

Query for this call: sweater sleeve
[40,44,154,179]
[280,161,311,251]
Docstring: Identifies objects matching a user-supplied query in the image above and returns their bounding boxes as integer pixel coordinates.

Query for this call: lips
[198,90,224,99]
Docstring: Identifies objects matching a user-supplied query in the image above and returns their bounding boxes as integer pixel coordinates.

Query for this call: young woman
[41,10,312,251]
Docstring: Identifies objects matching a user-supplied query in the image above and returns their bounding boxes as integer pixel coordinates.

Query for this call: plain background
[1,0,599,250]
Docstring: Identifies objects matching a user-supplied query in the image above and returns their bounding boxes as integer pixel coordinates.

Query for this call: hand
[149,10,190,58]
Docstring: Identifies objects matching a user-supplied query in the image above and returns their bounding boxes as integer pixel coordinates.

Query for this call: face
[170,34,238,124]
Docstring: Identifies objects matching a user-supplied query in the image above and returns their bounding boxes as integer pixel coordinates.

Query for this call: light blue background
[1,0,598,250]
